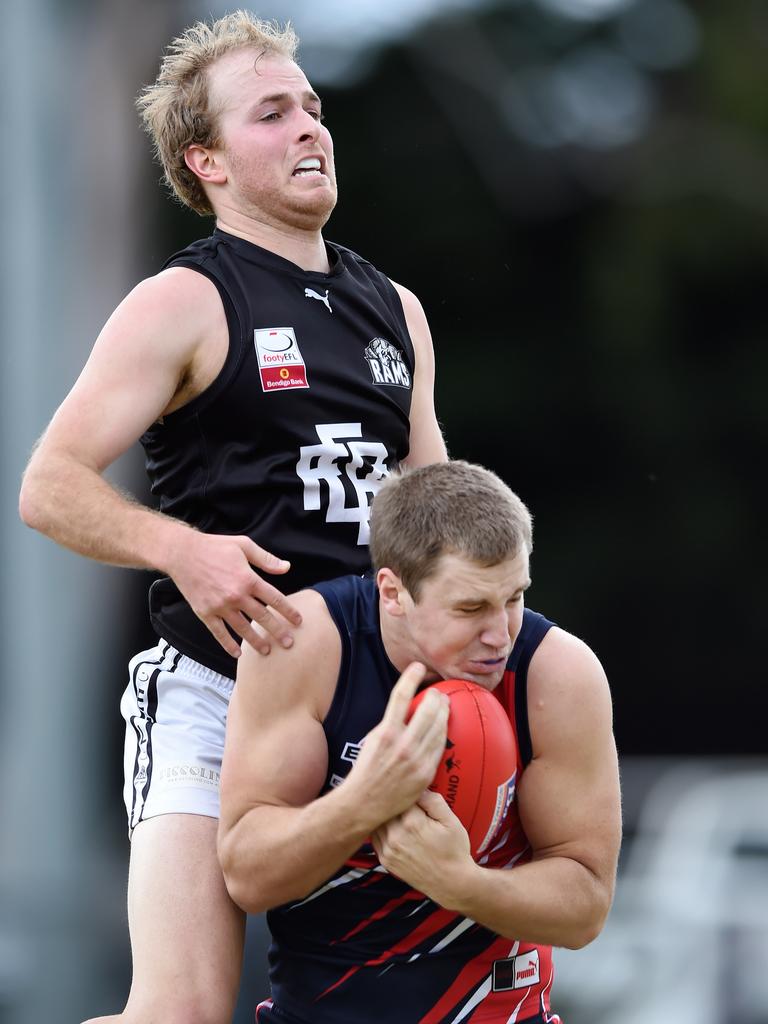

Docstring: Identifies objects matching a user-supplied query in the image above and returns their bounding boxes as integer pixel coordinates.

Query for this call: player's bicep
[219,591,340,832]
[517,630,621,881]
[220,673,329,836]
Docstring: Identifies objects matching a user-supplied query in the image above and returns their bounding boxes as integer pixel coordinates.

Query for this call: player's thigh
[124,814,245,1023]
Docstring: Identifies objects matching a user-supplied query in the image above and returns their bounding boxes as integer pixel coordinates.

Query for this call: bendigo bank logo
[254,327,309,392]
[364,338,411,389]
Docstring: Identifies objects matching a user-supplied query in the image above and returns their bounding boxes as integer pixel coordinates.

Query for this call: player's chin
[287,190,336,229]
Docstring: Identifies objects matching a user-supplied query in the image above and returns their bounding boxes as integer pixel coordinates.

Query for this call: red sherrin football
[409,679,518,859]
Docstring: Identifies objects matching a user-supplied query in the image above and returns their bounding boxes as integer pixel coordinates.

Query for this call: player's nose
[296,108,321,142]
[479,609,510,649]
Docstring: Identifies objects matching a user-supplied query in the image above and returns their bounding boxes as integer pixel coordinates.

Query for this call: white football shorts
[120,639,235,833]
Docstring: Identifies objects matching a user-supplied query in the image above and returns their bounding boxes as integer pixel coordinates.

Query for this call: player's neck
[215,210,330,273]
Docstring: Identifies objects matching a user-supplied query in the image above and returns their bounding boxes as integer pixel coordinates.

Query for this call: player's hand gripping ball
[409,679,518,859]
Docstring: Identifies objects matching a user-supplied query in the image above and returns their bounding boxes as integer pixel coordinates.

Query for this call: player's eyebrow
[451,579,531,607]
[451,597,489,609]
[252,90,322,109]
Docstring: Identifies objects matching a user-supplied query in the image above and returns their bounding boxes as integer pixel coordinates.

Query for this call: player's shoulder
[380,277,427,335]
[328,241,397,291]
[86,264,223,379]
[162,230,222,268]
[245,588,339,668]
[327,239,372,269]
[237,588,342,720]
[119,262,219,318]
[528,626,611,717]
[290,587,339,632]
[112,265,223,352]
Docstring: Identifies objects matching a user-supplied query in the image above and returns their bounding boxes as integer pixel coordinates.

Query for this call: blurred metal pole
[0,0,176,1019]
[0,2,116,1020]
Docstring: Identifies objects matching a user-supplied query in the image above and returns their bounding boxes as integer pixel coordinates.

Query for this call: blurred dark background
[141,0,767,759]
[1,1,765,1022]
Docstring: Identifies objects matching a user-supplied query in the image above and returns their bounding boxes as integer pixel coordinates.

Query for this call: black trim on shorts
[128,643,183,829]
[128,643,168,827]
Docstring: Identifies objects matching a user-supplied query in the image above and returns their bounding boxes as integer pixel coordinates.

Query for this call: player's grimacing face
[208,49,337,229]
[403,551,531,691]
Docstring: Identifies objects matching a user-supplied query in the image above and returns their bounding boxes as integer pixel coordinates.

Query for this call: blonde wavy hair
[137,11,298,215]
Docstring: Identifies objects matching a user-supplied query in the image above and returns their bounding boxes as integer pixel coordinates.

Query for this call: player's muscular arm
[391,282,447,467]
[19,268,215,561]
[218,591,449,914]
[374,630,621,949]
[19,268,300,658]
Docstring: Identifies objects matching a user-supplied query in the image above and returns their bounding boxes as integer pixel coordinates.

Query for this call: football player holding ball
[219,461,621,1024]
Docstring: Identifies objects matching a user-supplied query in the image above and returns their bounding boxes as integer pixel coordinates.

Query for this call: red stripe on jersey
[254,997,273,1021]
[346,850,379,870]
[332,890,425,944]
[416,935,512,1024]
[319,905,462,999]
[364,906,459,966]
[315,964,358,1001]
[317,906,458,1002]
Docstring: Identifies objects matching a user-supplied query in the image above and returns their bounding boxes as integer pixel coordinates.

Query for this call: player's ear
[184,144,227,185]
[377,568,407,616]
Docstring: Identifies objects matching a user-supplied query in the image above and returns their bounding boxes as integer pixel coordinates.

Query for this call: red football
[409,679,518,859]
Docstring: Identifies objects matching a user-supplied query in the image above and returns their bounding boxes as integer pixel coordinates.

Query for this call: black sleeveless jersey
[260,575,559,1024]
[141,230,414,677]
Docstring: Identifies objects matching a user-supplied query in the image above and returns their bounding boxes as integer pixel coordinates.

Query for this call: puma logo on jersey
[304,287,332,313]
[492,949,540,991]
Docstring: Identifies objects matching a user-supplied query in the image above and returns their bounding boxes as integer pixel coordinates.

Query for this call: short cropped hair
[369,461,533,600]
[136,11,298,215]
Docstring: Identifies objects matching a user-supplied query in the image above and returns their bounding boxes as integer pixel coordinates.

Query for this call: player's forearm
[434,855,614,950]
[19,450,190,572]
[219,787,378,915]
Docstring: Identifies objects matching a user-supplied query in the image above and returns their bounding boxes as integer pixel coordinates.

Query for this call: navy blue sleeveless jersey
[141,230,414,677]
[260,575,560,1024]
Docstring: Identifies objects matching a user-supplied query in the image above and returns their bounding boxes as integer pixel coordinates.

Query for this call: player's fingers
[417,789,452,821]
[382,662,428,724]
[223,611,272,656]
[370,829,385,857]
[371,814,399,850]
[239,595,295,650]
[407,687,450,744]
[239,538,291,577]
[202,615,242,659]
[249,576,303,627]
